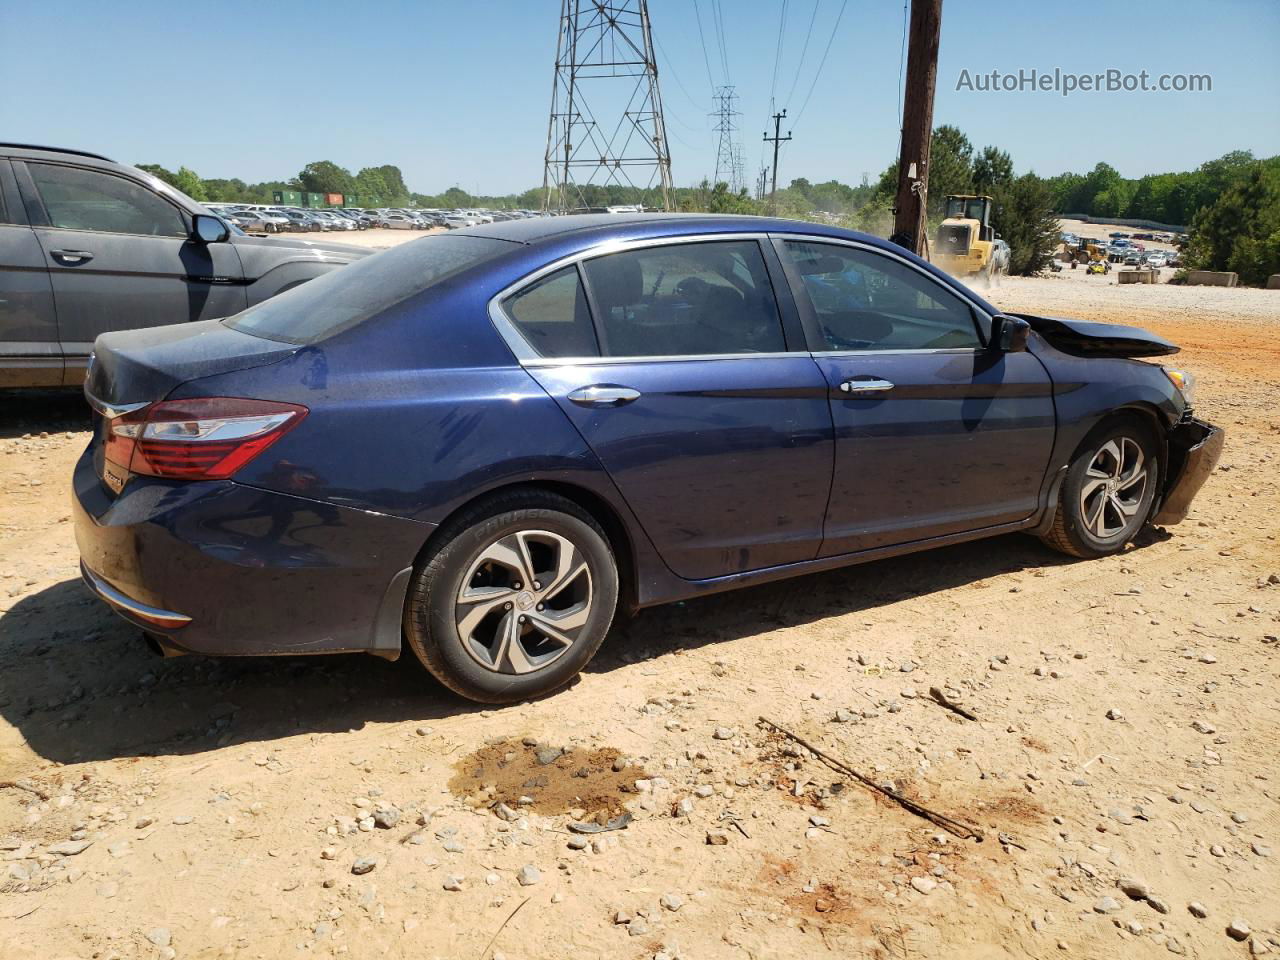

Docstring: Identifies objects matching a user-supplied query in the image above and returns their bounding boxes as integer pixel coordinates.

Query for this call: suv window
[581,240,785,357]
[784,241,982,351]
[503,266,598,358]
[27,163,187,238]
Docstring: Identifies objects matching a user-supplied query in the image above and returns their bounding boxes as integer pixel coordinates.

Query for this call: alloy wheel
[454,529,593,675]
[1079,437,1149,539]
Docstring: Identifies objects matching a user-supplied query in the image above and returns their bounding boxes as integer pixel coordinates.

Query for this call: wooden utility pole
[763,110,792,215]
[892,0,943,255]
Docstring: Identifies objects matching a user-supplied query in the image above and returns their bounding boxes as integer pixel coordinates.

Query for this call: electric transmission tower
[542,0,674,212]
[710,85,743,193]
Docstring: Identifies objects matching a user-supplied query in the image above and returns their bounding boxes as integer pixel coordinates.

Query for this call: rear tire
[405,490,619,703]
[1041,418,1160,558]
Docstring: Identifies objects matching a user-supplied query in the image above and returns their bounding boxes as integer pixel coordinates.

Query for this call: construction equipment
[933,195,1003,278]
[1062,237,1111,272]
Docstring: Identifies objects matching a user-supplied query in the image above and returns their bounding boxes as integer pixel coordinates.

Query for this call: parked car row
[205,203,551,234]
[1060,231,1183,267]
[206,204,366,234]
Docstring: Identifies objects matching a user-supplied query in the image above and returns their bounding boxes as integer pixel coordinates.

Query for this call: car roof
[456,213,1000,318]
[0,143,114,162]
[455,212,891,250]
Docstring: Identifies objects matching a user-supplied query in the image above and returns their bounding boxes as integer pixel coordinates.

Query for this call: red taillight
[105,397,308,481]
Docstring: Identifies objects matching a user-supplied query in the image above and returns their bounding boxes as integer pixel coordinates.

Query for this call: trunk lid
[86,319,297,406]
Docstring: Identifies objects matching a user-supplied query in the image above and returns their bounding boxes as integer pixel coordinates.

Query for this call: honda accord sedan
[74,214,1223,703]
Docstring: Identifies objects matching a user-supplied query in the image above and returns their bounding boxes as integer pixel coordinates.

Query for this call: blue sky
[2,0,1276,194]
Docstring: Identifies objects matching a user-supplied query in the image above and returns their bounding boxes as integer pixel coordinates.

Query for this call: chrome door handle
[566,385,641,407]
[839,377,894,395]
[51,249,94,265]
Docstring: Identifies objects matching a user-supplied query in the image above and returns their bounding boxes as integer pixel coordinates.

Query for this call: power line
[791,0,850,126]
[691,0,716,93]
[783,0,821,109]
[654,36,708,119]
[710,0,730,84]
[769,0,789,109]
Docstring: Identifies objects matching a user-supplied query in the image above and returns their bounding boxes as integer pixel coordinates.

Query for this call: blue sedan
[74,214,1222,702]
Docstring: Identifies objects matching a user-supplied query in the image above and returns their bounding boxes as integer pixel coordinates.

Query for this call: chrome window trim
[770,232,996,347]
[487,229,998,365]
[523,350,804,368]
[810,347,981,358]
[488,232,799,365]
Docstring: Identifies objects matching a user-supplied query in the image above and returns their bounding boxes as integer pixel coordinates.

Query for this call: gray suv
[0,144,371,388]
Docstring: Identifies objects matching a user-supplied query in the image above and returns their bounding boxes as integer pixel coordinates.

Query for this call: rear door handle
[51,249,94,265]
[566,385,641,407]
[839,377,895,395]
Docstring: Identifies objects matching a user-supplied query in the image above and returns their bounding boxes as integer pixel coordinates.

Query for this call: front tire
[405,491,619,703]
[1042,419,1159,558]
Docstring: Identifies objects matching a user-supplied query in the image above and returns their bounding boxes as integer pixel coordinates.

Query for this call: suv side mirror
[192,214,229,244]
[991,314,1031,352]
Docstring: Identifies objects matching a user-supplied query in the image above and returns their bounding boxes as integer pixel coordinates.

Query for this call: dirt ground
[1,265,1277,959]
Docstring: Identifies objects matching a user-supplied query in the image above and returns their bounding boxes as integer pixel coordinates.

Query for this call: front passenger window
[784,241,982,351]
[27,163,187,238]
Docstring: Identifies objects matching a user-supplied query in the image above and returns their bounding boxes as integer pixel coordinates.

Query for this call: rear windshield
[224,234,512,344]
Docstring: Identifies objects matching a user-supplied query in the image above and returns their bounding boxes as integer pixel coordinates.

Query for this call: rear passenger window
[581,240,785,357]
[503,265,599,359]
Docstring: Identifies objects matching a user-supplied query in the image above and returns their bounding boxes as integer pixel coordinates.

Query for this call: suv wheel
[405,491,619,703]
[1042,420,1159,558]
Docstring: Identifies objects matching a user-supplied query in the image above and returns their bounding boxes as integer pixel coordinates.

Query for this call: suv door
[16,160,248,382]
[777,238,1056,555]
[497,237,835,581]
[0,159,60,386]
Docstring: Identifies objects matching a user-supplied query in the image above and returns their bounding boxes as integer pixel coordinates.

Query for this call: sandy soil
[1,274,1277,960]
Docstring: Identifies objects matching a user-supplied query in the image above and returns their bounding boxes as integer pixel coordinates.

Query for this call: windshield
[224,234,512,344]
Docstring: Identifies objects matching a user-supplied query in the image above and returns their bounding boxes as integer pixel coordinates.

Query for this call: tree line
[137,138,1279,284]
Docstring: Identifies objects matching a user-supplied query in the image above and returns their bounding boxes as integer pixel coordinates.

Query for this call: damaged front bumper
[1152,415,1224,526]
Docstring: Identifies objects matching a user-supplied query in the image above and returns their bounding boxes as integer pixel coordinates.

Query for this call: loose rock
[1227,919,1251,941]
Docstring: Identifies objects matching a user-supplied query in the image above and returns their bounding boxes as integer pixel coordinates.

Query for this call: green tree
[173,166,207,201]
[135,163,179,188]
[1187,166,1280,286]
[926,125,975,217]
[990,174,1060,276]
[201,178,250,203]
[972,146,1013,195]
[298,160,355,196]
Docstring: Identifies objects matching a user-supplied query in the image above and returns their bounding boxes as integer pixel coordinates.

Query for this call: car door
[496,236,835,581]
[776,237,1056,556]
[16,160,248,380]
[0,159,61,386]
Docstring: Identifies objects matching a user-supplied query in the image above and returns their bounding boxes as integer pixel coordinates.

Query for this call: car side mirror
[991,314,1031,352]
[192,213,229,244]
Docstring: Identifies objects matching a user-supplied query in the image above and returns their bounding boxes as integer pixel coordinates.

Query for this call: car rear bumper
[1152,416,1224,526]
[72,445,432,657]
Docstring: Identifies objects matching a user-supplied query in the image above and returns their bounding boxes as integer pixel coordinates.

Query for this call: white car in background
[1145,253,1167,268]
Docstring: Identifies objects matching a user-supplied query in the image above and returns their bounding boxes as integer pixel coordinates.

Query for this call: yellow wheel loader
[1063,237,1110,273]
[933,195,1001,278]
